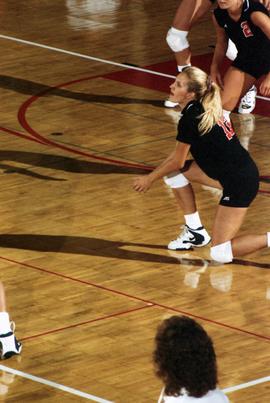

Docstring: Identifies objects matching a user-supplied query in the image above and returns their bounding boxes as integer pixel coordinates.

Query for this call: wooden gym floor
[0,0,269,402]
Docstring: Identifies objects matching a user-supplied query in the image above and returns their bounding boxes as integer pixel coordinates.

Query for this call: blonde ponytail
[200,82,222,134]
[182,66,223,135]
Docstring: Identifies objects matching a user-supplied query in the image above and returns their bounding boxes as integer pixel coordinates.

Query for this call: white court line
[0,365,113,403]
[157,375,270,402]
[0,34,174,79]
[0,34,269,103]
[223,375,270,394]
[257,95,270,101]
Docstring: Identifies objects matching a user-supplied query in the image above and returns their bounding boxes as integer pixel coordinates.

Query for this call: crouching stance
[133,66,269,264]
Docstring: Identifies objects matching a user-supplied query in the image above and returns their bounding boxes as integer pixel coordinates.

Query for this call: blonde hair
[182,66,223,135]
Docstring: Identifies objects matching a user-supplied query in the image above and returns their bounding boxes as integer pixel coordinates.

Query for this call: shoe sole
[168,243,194,251]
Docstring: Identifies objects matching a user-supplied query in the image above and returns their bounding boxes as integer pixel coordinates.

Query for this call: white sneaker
[168,225,211,250]
[164,99,179,108]
[0,330,22,359]
[238,85,257,114]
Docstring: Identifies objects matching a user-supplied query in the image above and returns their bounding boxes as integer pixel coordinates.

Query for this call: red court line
[17,78,154,171]
[0,126,47,145]
[104,55,270,118]
[21,304,153,341]
[1,122,270,194]
[1,255,269,342]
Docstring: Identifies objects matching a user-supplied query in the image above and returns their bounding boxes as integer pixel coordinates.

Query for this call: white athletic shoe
[238,85,257,114]
[168,225,211,251]
[164,99,179,108]
[0,323,22,359]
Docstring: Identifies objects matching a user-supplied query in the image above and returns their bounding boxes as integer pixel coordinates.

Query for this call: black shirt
[214,0,270,57]
[177,101,254,181]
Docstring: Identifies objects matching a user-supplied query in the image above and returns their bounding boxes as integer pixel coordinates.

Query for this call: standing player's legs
[170,0,213,68]
[165,0,213,107]
[221,67,256,121]
[224,41,257,115]
[0,282,22,359]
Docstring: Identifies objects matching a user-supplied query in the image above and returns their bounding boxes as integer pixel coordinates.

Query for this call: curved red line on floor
[1,255,269,342]
[17,76,154,171]
[2,119,270,196]
[0,126,47,145]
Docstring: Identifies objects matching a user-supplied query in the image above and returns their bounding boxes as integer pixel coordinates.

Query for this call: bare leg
[237,114,255,150]
[172,184,197,214]
[0,281,22,358]
[0,282,6,312]
[172,0,212,66]
[171,161,221,224]
[171,163,267,258]
[212,205,267,256]
[171,161,221,213]
[222,67,256,112]
[0,281,10,335]
[183,161,222,189]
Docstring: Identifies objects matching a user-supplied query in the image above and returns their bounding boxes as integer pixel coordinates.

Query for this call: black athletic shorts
[232,51,270,79]
[219,160,259,208]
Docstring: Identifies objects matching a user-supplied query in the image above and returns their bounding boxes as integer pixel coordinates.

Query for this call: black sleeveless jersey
[214,0,270,56]
[176,101,255,181]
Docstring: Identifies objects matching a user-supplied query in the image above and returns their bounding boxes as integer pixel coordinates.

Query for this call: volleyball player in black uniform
[211,0,270,120]
[133,66,270,263]
[164,0,270,111]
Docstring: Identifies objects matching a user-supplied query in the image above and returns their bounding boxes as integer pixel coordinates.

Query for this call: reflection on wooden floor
[0,1,269,402]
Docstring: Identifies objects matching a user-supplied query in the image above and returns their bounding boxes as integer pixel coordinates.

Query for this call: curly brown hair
[153,315,217,398]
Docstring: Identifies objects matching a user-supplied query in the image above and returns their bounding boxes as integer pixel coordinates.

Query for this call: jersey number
[217,118,235,140]
[240,21,254,38]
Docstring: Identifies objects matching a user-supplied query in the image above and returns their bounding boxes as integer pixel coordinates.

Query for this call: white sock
[0,312,11,335]
[184,211,203,229]
[177,63,191,72]
[223,109,231,122]
[267,232,270,247]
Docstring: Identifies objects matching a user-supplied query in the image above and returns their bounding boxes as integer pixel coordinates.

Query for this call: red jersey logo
[217,118,235,140]
[241,21,254,38]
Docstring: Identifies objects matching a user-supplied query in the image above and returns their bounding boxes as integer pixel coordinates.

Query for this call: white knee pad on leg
[210,241,233,264]
[163,173,189,188]
[166,28,189,52]
[226,39,238,61]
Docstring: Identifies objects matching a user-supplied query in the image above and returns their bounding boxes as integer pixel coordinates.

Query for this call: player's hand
[259,75,270,97]
[133,175,152,192]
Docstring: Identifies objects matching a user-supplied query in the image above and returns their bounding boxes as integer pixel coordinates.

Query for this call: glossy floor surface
[0,1,269,402]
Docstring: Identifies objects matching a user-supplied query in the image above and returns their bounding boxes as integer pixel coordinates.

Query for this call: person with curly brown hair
[153,315,229,402]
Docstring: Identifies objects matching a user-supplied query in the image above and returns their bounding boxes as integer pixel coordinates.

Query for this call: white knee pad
[210,241,233,264]
[226,39,238,61]
[163,172,189,188]
[166,28,189,53]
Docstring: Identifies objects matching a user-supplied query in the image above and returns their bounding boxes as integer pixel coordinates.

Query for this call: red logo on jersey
[240,21,254,38]
[217,118,235,140]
